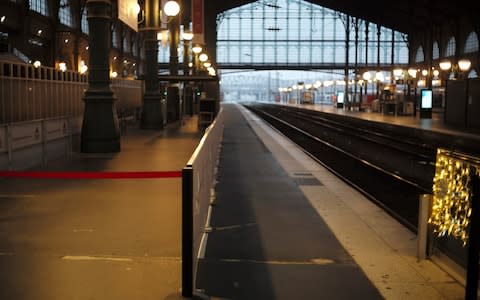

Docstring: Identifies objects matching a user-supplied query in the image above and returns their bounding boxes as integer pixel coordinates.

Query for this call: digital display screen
[421,89,432,109]
[337,92,344,104]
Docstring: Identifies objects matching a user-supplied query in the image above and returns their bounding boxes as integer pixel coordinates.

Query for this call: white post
[417,194,432,260]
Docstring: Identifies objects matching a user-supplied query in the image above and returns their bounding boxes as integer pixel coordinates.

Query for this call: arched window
[464,32,479,53]
[132,38,137,56]
[112,30,118,48]
[81,8,88,34]
[468,69,478,79]
[415,46,424,62]
[445,37,456,57]
[59,0,73,27]
[30,0,48,16]
[123,37,129,53]
[432,41,439,59]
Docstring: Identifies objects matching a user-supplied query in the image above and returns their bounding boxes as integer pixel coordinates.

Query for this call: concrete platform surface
[196,103,465,299]
[0,117,203,300]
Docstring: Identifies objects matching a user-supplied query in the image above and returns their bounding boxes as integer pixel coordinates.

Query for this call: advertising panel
[118,0,139,32]
[10,122,42,150]
[420,89,433,118]
[421,89,433,109]
[336,91,344,108]
[0,126,6,153]
[46,118,68,141]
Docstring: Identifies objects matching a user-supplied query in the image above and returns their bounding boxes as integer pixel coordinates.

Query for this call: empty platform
[196,103,465,299]
[0,116,203,300]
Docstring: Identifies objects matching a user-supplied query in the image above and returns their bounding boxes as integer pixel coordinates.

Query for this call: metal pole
[182,166,193,297]
[465,172,480,300]
[344,16,350,110]
[167,14,180,122]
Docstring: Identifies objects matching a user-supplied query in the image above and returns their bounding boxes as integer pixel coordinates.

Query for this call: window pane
[216,0,409,68]
[59,0,72,27]
[30,0,48,16]
[81,9,89,34]
[464,32,479,54]
[445,37,456,57]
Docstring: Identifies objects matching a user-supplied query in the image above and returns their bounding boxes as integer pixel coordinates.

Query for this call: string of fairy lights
[429,149,480,246]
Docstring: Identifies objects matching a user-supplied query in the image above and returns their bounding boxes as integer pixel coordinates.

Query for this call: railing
[0,61,87,123]
[0,60,144,124]
[0,116,82,170]
[182,107,225,297]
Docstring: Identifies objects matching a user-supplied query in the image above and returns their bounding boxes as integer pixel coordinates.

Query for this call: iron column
[140,0,163,129]
[81,0,120,153]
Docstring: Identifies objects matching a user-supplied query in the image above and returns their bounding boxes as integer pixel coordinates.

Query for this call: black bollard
[182,166,193,297]
[465,172,480,300]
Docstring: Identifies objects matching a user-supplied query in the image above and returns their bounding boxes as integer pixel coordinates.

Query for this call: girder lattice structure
[214,0,409,70]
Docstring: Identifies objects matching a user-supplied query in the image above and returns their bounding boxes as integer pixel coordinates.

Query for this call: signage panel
[11,122,42,150]
[421,89,433,109]
[118,0,138,32]
[337,91,345,104]
[46,118,68,141]
[192,0,204,44]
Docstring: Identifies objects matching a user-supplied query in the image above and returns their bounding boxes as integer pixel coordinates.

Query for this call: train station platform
[196,103,465,299]
[277,102,480,143]
[0,116,203,300]
[0,102,469,299]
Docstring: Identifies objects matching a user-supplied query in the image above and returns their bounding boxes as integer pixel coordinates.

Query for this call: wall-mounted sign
[192,0,204,44]
[118,0,139,32]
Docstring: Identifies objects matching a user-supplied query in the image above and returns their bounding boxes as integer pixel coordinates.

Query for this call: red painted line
[0,171,182,179]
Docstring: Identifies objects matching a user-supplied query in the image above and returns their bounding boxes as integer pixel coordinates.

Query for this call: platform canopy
[210,0,480,34]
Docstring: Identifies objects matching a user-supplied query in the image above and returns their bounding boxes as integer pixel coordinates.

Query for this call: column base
[141,93,164,129]
[81,89,120,153]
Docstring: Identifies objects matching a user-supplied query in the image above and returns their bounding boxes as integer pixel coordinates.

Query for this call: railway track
[244,103,435,232]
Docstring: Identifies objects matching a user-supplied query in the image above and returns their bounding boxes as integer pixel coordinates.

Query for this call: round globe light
[199,53,208,62]
[458,59,471,72]
[393,69,403,77]
[164,1,180,17]
[362,71,371,81]
[182,31,194,41]
[192,46,202,54]
[407,68,417,78]
[133,3,141,15]
[439,60,452,71]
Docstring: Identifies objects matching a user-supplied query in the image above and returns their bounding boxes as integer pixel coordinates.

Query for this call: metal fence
[0,61,144,124]
[0,60,144,169]
[0,61,87,123]
[0,116,82,170]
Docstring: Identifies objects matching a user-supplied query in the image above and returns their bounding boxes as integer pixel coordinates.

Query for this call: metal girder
[157,75,219,81]
[210,0,475,34]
